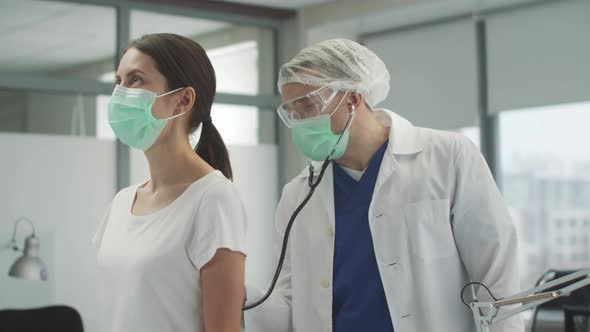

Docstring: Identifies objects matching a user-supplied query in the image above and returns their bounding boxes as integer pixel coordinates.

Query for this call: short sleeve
[187,180,248,270]
[92,202,112,249]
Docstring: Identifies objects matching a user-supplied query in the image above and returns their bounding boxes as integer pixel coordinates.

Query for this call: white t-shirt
[93,171,247,332]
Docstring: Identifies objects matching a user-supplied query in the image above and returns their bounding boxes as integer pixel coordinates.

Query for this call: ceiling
[219,0,336,9]
[220,0,428,9]
[0,0,442,75]
[0,0,230,75]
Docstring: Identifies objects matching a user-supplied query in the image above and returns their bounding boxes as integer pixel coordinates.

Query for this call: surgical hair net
[278,38,391,108]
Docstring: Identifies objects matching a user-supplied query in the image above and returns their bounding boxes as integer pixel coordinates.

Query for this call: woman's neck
[143,136,211,191]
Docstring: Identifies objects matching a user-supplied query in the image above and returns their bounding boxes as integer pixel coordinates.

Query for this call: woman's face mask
[107,85,186,151]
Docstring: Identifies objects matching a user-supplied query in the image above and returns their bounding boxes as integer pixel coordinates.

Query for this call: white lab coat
[245,109,523,332]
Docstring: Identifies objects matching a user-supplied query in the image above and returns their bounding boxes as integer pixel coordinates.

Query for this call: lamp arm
[470,269,590,332]
[9,217,36,250]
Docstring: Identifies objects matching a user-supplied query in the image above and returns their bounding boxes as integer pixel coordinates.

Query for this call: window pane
[96,94,115,140]
[0,0,116,82]
[208,41,258,95]
[0,89,106,138]
[454,126,481,149]
[130,10,272,95]
[190,104,259,146]
[499,101,590,287]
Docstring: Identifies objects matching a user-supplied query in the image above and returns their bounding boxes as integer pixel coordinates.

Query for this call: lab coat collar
[299,109,424,178]
[374,108,425,156]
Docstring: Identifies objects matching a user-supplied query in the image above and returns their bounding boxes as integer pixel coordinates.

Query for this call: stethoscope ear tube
[243,108,355,311]
[243,157,331,311]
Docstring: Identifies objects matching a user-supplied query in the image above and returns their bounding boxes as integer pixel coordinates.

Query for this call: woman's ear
[177,87,196,115]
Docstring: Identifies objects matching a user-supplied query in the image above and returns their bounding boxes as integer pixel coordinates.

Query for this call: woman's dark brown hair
[129,33,233,180]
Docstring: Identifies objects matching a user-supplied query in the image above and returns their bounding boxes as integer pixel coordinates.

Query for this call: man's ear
[348,92,363,108]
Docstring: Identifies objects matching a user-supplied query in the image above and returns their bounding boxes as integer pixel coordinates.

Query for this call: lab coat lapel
[315,164,335,230]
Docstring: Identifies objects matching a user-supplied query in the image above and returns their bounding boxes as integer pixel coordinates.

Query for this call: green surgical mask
[291,115,352,162]
[108,85,185,150]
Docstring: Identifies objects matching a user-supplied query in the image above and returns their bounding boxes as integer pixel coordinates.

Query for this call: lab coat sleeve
[243,184,295,332]
[450,136,524,332]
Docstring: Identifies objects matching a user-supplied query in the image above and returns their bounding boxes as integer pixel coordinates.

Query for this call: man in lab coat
[245,39,523,332]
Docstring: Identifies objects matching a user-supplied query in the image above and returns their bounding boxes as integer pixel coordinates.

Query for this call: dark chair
[0,305,83,332]
[531,270,590,332]
[564,305,590,332]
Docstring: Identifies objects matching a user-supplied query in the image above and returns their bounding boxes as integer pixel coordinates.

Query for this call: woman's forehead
[117,48,157,77]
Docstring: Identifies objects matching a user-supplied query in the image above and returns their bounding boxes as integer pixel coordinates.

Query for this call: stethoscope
[243,102,357,310]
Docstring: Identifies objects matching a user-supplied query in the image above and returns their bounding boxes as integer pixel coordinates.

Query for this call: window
[1,1,116,138]
[189,104,259,147]
[0,1,116,81]
[96,72,115,140]
[208,41,259,95]
[125,10,275,146]
[1,88,105,137]
[499,101,590,286]
[457,126,481,149]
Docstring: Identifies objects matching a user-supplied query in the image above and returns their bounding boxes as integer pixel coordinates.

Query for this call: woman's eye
[130,75,141,84]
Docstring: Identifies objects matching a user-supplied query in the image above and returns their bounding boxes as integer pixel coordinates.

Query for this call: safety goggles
[277,85,343,128]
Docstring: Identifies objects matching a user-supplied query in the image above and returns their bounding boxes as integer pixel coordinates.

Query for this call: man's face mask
[277,85,353,161]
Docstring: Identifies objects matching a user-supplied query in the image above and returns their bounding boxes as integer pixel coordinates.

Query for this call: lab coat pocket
[404,199,457,260]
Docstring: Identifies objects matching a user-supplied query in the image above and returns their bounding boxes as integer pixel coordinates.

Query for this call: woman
[93,33,246,332]
[246,39,522,331]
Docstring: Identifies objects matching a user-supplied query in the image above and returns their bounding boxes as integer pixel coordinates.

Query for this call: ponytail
[195,120,233,180]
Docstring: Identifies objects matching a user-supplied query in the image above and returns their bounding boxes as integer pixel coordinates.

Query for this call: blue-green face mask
[278,85,356,161]
[291,115,351,161]
[107,85,185,151]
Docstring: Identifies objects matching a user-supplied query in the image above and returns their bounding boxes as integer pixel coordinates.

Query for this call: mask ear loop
[326,96,356,161]
[156,87,189,121]
[156,87,185,98]
[308,98,356,187]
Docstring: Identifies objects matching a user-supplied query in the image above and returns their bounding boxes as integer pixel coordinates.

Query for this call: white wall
[0,134,115,332]
[364,18,479,129]
[486,0,590,112]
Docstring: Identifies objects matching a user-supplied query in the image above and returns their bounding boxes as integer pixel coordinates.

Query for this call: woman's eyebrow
[115,68,147,80]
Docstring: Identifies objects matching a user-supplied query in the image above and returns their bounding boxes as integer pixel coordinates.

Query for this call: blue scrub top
[332,140,394,332]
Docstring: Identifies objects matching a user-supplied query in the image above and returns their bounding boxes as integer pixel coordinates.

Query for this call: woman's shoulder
[190,171,247,231]
[170,170,243,213]
[197,171,242,206]
[110,183,142,205]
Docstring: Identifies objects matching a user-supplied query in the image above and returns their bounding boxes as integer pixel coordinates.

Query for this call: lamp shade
[8,235,48,281]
